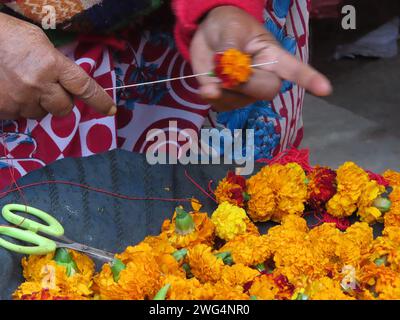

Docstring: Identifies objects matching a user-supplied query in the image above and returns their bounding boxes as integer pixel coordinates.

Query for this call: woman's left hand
[190,6,332,112]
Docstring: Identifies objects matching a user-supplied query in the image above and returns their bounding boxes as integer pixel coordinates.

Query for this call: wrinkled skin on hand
[0,13,116,120]
[191,6,332,111]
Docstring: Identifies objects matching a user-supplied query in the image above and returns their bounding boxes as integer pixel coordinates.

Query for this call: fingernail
[108,105,117,116]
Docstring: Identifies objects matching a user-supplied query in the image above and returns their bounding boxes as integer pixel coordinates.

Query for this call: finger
[40,83,74,117]
[235,69,282,101]
[190,32,223,99]
[256,47,332,97]
[205,90,256,112]
[57,55,116,115]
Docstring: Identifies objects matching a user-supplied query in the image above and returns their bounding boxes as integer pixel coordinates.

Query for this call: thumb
[57,55,117,115]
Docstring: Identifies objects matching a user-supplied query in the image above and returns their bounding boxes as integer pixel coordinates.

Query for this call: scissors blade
[54,241,115,263]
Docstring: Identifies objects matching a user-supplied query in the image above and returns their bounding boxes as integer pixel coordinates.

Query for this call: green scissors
[0,204,114,262]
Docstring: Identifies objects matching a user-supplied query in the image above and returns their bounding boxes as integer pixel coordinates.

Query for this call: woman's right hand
[0,13,116,120]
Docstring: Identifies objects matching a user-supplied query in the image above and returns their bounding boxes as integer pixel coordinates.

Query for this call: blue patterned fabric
[216,2,298,160]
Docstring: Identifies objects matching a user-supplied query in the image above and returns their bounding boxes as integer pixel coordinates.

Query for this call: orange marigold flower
[219,234,271,267]
[383,170,400,187]
[214,49,253,89]
[188,244,225,283]
[94,245,162,300]
[161,275,214,300]
[246,163,307,222]
[307,277,354,300]
[219,263,259,287]
[13,250,95,300]
[161,208,215,249]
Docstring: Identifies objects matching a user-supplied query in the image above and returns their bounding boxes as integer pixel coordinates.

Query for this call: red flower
[367,170,389,188]
[308,166,337,212]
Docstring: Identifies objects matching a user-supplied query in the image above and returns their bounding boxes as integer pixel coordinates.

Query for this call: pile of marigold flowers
[13,161,400,300]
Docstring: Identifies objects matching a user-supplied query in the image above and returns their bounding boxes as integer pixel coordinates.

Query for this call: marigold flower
[384,186,400,228]
[307,166,337,212]
[248,273,294,300]
[327,162,366,217]
[214,171,247,207]
[161,275,214,300]
[187,244,225,283]
[214,49,253,89]
[94,245,162,300]
[383,170,400,187]
[306,277,354,300]
[211,202,256,241]
[13,250,95,300]
[162,208,215,249]
[219,263,259,287]
[219,234,271,267]
[208,281,250,300]
[327,162,387,223]
[247,163,307,222]
[359,263,400,299]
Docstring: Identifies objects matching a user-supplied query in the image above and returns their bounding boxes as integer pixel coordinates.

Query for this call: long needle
[104,60,278,91]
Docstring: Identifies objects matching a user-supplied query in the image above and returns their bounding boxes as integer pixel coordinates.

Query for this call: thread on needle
[104,60,278,91]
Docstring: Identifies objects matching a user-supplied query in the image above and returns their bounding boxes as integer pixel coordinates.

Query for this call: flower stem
[54,248,78,277]
[153,284,171,300]
[172,249,188,262]
[175,207,195,235]
[215,252,234,266]
[373,197,392,213]
[111,258,126,282]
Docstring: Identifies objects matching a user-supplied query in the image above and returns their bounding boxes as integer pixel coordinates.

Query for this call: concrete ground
[300,19,400,173]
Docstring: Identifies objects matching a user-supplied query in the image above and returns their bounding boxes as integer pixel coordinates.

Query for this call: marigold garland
[14,160,400,300]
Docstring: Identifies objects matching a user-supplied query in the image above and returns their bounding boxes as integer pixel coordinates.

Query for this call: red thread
[257,147,313,173]
[0,179,199,204]
[184,170,217,203]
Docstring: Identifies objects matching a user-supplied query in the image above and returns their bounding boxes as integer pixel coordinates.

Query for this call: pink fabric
[173,0,265,60]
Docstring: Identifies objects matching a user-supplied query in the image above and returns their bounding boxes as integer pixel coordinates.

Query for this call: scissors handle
[2,204,64,237]
[0,226,57,255]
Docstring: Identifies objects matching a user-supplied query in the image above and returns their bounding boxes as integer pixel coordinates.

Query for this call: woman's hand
[0,13,116,120]
[190,6,332,112]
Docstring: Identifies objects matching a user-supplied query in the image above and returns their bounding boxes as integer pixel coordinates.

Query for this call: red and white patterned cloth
[0,1,310,191]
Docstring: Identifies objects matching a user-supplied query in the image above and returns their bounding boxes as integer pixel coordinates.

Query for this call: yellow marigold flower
[247,163,307,222]
[188,244,225,283]
[219,234,271,266]
[248,274,279,300]
[357,181,386,224]
[307,277,354,300]
[383,170,400,187]
[211,202,249,241]
[14,250,95,300]
[219,263,259,287]
[327,162,369,217]
[162,208,215,249]
[383,226,400,247]
[94,247,162,300]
